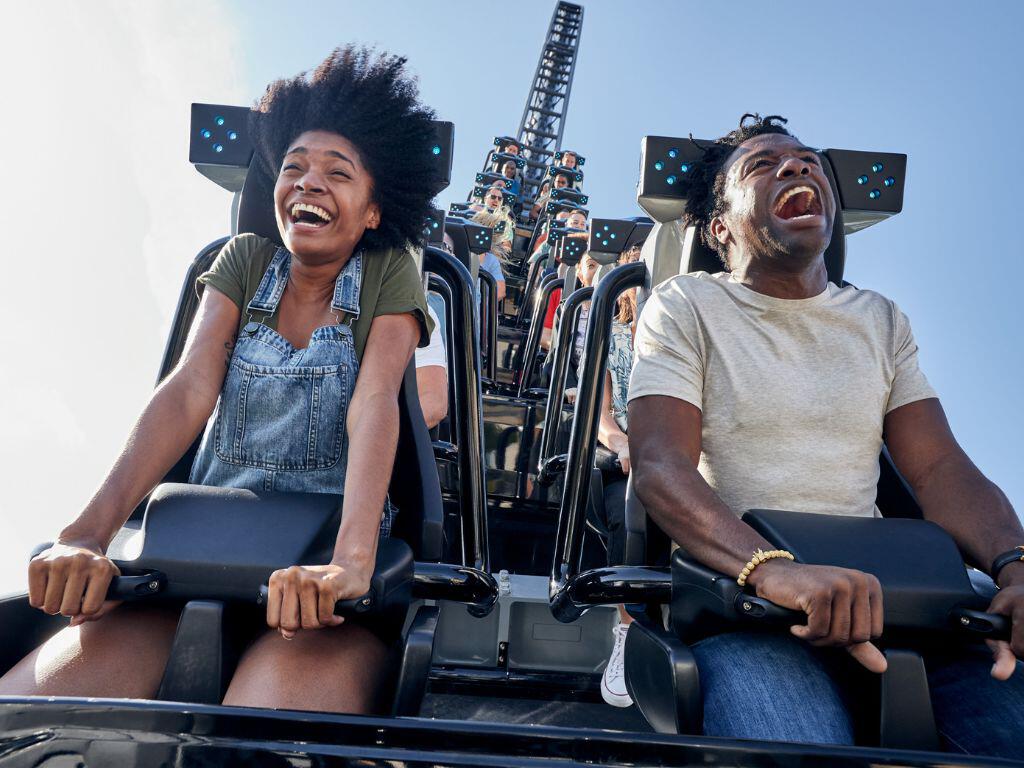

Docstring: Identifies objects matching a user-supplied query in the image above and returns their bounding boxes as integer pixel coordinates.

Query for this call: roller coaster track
[515,1,583,204]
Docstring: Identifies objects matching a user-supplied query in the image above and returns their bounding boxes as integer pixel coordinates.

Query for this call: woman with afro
[1,46,442,714]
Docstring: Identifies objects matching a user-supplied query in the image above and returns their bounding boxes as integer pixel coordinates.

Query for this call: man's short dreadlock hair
[251,45,439,253]
[679,114,794,267]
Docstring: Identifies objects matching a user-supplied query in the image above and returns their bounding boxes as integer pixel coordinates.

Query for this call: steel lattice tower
[515,2,584,204]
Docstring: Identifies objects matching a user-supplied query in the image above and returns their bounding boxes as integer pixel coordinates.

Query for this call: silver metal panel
[430,573,617,673]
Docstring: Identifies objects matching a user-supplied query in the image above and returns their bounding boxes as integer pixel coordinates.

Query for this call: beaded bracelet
[737,548,795,587]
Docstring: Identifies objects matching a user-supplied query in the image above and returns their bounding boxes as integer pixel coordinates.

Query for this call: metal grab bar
[477,270,499,382]
[550,566,671,623]
[550,262,646,618]
[413,562,500,618]
[515,255,544,327]
[423,247,490,573]
[517,276,564,396]
[427,274,455,444]
[536,285,593,480]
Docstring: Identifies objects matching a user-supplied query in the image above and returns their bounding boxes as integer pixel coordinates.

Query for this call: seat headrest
[442,220,475,276]
[550,187,589,207]
[491,152,525,169]
[554,150,585,168]
[475,173,515,190]
[588,219,653,264]
[635,136,907,286]
[236,160,283,246]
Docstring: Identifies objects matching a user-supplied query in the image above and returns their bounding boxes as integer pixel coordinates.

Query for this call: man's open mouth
[290,202,334,228]
[772,185,824,221]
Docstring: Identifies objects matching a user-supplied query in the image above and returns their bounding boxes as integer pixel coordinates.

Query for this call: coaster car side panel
[0,698,1011,768]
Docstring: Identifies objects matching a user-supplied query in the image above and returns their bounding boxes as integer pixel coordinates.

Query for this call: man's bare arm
[627,395,775,575]
[884,398,1024,587]
[628,394,887,671]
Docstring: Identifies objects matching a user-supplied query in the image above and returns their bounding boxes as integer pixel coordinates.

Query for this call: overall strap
[331,250,364,320]
[246,248,291,315]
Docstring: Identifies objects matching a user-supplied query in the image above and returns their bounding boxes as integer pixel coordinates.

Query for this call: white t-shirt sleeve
[628,281,705,410]
[885,302,937,413]
[415,306,447,370]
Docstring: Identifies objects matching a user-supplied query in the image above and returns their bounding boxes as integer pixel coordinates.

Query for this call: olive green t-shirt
[196,233,432,361]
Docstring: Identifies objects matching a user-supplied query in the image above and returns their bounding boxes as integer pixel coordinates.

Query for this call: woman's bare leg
[0,604,179,698]
[223,623,389,714]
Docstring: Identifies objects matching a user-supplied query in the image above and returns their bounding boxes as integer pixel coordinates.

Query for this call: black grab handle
[29,543,168,602]
[256,585,375,616]
[106,572,168,600]
[732,593,805,626]
[733,596,1012,642]
[953,608,1011,641]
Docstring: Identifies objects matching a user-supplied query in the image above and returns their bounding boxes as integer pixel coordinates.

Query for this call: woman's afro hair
[251,45,440,253]
[679,114,794,266]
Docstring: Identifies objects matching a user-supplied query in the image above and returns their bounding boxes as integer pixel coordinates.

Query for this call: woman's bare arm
[59,288,240,551]
[260,312,419,638]
[597,371,629,472]
[334,313,420,570]
[416,364,448,429]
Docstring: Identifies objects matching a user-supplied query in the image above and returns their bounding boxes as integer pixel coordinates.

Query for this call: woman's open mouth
[289,202,334,230]
[772,185,824,222]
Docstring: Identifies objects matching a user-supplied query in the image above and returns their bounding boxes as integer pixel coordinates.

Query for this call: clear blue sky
[224,0,1022,507]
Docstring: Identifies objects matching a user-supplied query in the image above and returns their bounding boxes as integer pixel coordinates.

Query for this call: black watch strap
[990,546,1024,584]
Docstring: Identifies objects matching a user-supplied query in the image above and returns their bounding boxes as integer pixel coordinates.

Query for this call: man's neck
[730,253,829,300]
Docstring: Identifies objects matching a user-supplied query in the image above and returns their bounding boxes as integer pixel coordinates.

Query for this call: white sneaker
[600,623,633,708]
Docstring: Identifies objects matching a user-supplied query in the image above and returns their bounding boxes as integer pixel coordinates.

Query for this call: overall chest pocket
[214,359,351,471]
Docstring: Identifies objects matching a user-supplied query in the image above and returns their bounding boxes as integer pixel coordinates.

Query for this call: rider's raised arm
[335,313,420,576]
[884,397,1023,584]
[879,302,1023,582]
[628,278,886,672]
[57,284,240,553]
[627,283,776,575]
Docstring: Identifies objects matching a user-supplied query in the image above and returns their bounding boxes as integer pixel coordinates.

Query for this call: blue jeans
[691,632,1024,757]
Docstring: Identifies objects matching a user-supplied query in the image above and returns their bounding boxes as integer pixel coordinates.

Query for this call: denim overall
[190,248,393,536]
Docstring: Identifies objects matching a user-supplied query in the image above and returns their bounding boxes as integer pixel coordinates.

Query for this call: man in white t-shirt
[415,305,447,429]
[627,114,1023,754]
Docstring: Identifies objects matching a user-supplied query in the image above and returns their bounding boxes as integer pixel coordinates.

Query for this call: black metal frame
[423,247,490,573]
[515,255,544,327]
[537,285,592,485]
[0,698,999,768]
[550,262,654,617]
[517,276,563,396]
[478,269,499,382]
